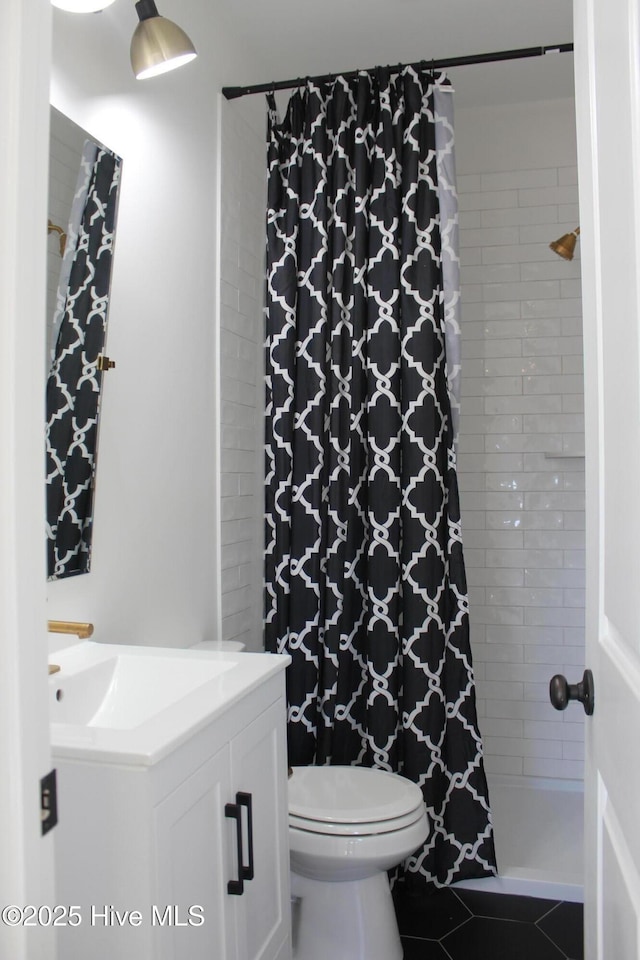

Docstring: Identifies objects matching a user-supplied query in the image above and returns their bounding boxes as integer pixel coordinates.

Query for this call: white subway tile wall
[458,165,585,782]
[219,101,266,650]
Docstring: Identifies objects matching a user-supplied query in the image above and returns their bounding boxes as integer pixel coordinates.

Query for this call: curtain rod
[221,42,573,101]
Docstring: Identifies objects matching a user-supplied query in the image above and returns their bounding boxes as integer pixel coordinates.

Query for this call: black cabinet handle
[225,800,244,895]
[224,791,255,894]
[237,792,255,881]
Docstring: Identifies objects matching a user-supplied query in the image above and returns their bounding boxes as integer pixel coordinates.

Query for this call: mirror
[45,107,122,581]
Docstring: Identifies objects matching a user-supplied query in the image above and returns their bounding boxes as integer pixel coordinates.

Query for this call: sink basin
[48,640,289,765]
[49,652,234,730]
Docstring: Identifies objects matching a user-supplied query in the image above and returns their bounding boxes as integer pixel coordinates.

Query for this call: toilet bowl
[189,640,246,652]
[288,765,428,960]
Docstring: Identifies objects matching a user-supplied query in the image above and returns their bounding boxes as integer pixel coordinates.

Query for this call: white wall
[46,3,266,650]
[455,97,585,781]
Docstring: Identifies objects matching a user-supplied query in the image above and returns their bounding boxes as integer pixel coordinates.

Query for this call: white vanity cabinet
[154,698,289,960]
[52,656,291,960]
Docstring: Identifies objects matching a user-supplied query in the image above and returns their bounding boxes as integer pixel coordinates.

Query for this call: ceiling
[212,0,575,108]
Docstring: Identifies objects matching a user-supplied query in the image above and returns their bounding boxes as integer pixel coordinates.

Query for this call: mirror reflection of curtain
[46,144,122,580]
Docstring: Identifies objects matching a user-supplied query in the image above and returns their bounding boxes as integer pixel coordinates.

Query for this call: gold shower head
[550,226,580,260]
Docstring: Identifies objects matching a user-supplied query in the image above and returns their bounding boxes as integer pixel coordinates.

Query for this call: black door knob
[549,669,594,715]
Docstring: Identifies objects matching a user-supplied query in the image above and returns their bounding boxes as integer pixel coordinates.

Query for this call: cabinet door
[154,746,236,960]
[230,698,291,960]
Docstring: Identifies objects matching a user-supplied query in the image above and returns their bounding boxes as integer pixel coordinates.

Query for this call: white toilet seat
[289,808,424,836]
[288,765,424,836]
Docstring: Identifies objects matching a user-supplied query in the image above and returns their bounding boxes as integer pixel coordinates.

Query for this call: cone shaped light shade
[131,0,197,80]
[550,227,580,261]
[52,0,116,10]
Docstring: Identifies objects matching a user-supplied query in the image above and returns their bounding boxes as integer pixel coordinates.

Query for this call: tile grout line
[400,932,456,958]
[535,920,571,960]
[453,888,563,925]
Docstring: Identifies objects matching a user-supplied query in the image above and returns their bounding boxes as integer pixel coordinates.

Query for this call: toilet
[189,640,246,652]
[288,765,429,960]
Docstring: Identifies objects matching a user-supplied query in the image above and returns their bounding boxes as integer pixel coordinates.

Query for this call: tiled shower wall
[456,102,585,781]
[219,98,266,651]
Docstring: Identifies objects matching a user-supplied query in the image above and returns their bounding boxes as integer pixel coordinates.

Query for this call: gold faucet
[48,664,61,676]
[47,620,94,640]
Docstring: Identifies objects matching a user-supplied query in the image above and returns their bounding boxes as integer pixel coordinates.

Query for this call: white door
[574,0,640,956]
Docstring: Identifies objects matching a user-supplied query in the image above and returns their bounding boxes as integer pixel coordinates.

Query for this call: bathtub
[455,774,584,903]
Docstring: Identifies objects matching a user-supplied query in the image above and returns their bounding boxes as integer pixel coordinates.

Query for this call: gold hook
[98,355,116,372]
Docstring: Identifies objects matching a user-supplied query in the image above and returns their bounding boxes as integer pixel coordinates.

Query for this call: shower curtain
[264,67,496,887]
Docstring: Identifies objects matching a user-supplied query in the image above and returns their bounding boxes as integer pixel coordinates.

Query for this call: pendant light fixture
[130,0,197,80]
[52,0,117,10]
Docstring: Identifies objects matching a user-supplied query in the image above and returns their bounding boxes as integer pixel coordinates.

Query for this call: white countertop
[49,641,289,766]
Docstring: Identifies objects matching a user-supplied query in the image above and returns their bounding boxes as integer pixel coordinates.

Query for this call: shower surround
[455,98,585,786]
[454,95,584,898]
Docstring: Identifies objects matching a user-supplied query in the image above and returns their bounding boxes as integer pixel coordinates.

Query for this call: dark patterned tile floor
[393,884,583,960]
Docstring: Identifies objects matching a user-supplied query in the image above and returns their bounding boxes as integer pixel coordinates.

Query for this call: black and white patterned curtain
[264,67,496,887]
[46,145,122,580]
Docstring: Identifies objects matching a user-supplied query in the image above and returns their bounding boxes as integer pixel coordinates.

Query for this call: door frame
[573,2,600,946]
[0,0,55,956]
